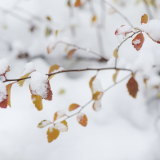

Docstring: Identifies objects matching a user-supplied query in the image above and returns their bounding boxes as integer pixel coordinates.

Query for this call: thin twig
[3,67,133,83]
[102,0,134,28]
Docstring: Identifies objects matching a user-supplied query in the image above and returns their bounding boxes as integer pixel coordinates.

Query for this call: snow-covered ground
[0,0,160,160]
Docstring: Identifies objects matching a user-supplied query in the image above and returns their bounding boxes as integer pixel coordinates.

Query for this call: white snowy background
[0,0,160,160]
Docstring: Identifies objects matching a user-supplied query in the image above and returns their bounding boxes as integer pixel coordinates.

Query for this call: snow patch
[0,58,8,75]
[54,122,67,132]
[77,112,85,122]
[21,62,35,76]
[0,81,7,103]
[132,39,141,45]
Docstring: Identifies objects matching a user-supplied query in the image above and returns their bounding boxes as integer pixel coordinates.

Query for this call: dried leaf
[115,25,133,35]
[75,0,82,7]
[92,100,101,111]
[53,111,67,122]
[38,120,52,128]
[92,91,103,101]
[6,83,13,107]
[113,48,118,58]
[45,27,52,37]
[44,81,52,101]
[92,15,97,24]
[126,75,139,98]
[58,89,65,94]
[67,0,71,7]
[47,127,60,143]
[132,33,144,51]
[77,112,88,127]
[46,16,51,21]
[0,97,8,109]
[48,64,60,80]
[143,78,148,89]
[141,14,148,24]
[31,94,43,111]
[17,73,31,87]
[113,70,119,83]
[89,76,96,89]
[67,49,76,58]
[55,30,58,37]
[69,103,80,111]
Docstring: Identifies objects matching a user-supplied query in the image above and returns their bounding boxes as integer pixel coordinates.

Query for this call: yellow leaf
[58,89,65,94]
[89,76,96,89]
[17,73,31,87]
[67,49,76,58]
[112,70,119,83]
[47,127,60,143]
[48,64,60,80]
[6,83,13,107]
[141,14,148,24]
[68,103,80,111]
[31,94,43,111]
[55,30,58,37]
[92,15,97,24]
[113,48,118,58]
[46,16,51,21]
[92,91,103,101]
[77,112,88,127]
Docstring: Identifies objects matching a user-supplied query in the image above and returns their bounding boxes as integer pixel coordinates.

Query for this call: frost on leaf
[54,120,68,132]
[47,126,60,143]
[115,25,133,35]
[29,72,52,100]
[141,14,148,24]
[31,94,43,111]
[6,83,13,107]
[77,112,88,127]
[0,81,8,109]
[18,62,35,87]
[0,58,10,76]
[93,100,101,111]
[38,120,52,128]
[75,0,82,7]
[132,33,144,51]
[69,103,80,111]
[67,49,76,58]
[48,64,64,80]
[53,110,67,122]
[113,70,119,83]
[113,48,118,58]
[89,76,103,101]
[126,75,139,98]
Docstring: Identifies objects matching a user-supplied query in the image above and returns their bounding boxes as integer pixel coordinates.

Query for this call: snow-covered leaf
[38,120,52,128]
[53,110,67,122]
[77,112,88,127]
[92,100,101,111]
[54,120,68,132]
[47,126,60,143]
[132,33,144,51]
[115,25,133,35]
[31,94,43,111]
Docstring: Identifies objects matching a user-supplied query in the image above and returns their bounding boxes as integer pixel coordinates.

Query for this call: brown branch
[57,41,108,62]
[102,0,134,28]
[3,67,133,83]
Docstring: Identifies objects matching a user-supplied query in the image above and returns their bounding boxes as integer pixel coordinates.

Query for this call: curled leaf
[31,94,43,111]
[69,103,80,111]
[67,49,76,58]
[48,64,61,80]
[141,14,148,24]
[77,112,88,127]
[17,73,31,87]
[38,120,52,128]
[126,75,139,98]
[92,100,101,111]
[6,83,13,107]
[47,127,60,143]
[113,70,119,83]
[113,48,118,58]
[132,33,144,51]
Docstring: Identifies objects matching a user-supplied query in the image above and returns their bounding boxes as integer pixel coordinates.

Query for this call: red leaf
[115,25,133,35]
[0,96,8,108]
[132,33,144,51]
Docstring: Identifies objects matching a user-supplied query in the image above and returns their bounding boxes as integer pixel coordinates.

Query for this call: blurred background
[0,0,160,159]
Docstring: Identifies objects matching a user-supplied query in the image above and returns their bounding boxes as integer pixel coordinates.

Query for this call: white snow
[38,120,52,128]
[0,58,8,75]
[30,72,49,99]
[55,110,66,120]
[93,100,101,111]
[21,62,35,76]
[115,25,133,35]
[138,20,160,42]
[50,67,64,74]
[54,122,68,132]
[132,39,141,45]
[0,81,7,103]
[77,112,85,122]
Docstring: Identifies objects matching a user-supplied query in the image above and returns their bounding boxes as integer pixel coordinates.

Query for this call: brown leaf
[69,103,80,111]
[113,48,118,58]
[141,14,148,24]
[75,0,82,7]
[77,112,88,127]
[67,49,76,58]
[143,78,148,89]
[31,94,43,111]
[47,127,60,143]
[132,33,144,51]
[126,75,139,98]
[44,81,52,101]
[6,83,13,107]
[113,70,119,83]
